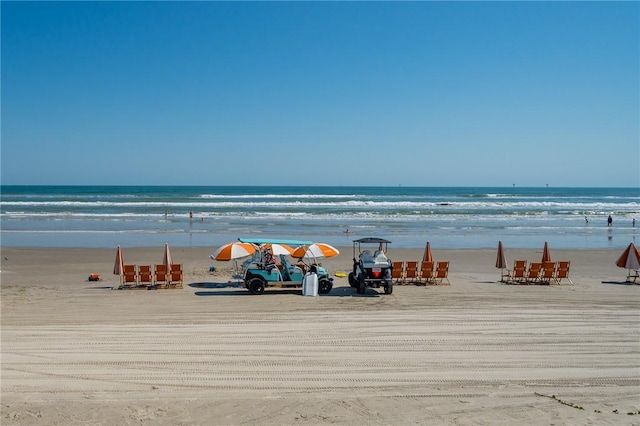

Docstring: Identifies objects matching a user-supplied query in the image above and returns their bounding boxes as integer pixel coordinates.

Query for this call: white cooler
[302,272,318,296]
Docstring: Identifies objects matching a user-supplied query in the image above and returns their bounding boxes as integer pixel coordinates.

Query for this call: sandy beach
[1,246,639,425]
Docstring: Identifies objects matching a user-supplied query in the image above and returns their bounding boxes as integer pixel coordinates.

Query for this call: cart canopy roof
[353,237,392,244]
[238,238,314,246]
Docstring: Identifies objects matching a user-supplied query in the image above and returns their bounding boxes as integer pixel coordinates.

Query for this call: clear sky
[2,1,638,187]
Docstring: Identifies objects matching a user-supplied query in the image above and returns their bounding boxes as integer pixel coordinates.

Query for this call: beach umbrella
[423,241,433,263]
[615,242,640,274]
[292,243,340,259]
[495,241,507,269]
[495,241,508,282]
[262,243,295,256]
[541,241,552,263]
[211,241,256,261]
[163,243,173,268]
[113,245,124,275]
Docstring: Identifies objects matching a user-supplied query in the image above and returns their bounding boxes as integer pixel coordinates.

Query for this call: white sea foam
[2,186,638,249]
[2,200,638,210]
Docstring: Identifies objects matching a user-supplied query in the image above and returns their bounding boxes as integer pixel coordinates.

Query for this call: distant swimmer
[584,216,589,224]
[344,228,350,234]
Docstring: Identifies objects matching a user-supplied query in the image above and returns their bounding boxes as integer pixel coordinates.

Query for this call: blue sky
[2,1,638,187]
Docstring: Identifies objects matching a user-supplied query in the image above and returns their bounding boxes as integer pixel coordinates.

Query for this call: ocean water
[1,186,638,250]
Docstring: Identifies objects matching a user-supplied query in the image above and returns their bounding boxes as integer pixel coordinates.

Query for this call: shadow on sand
[189,282,380,297]
[601,280,639,286]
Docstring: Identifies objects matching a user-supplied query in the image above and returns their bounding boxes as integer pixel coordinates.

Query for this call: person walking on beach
[607,215,613,227]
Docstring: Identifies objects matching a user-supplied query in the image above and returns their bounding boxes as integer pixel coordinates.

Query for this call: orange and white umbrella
[163,243,173,268]
[423,241,433,263]
[541,241,552,263]
[262,243,295,256]
[495,240,508,282]
[292,243,340,259]
[212,242,256,261]
[113,245,124,275]
[616,242,640,272]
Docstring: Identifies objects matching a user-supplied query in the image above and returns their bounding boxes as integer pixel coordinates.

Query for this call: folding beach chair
[509,260,527,284]
[404,261,418,284]
[121,264,137,289]
[391,261,404,284]
[419,261,435,285]
[433,261,450,285]
[553,261,574,285]
[137,265,153,288]
[524,262,542,284]
[539,262,555,284]
[169,263,183,289]
[154,264,168,288]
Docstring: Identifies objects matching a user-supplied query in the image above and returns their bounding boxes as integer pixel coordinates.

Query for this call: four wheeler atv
[348,237,393,295]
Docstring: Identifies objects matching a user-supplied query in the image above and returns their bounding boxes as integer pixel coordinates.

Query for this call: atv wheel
[384,281,393,295]
[318,278,333,294]
[248,277,265,295]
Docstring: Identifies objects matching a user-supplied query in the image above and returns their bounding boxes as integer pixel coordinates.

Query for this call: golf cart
[239,238,334,295]
[348,237,393,295]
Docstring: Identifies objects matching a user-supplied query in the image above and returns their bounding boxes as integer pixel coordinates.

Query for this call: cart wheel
[248,277,265,295]
[319,278,332,294]
[357,274,366,294]
[348,272,356,287]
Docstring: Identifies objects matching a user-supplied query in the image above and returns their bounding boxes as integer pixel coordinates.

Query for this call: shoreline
[1,245,632,286]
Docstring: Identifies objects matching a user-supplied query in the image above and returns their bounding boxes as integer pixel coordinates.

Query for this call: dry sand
[1,246,639,425]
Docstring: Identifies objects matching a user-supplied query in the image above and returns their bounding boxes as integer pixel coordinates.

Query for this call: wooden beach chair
[391,261,404,284]
[433,261,450,285]
[553,261,574,285]
[137,265,153,288]
[121,264,137,289]
[539,262,555,284]
[524,262,542,284]
[154,264,168,288]
[169,263,183,289]
[404,261,418,284]
[419,261,435,285]
[509,260,527,284]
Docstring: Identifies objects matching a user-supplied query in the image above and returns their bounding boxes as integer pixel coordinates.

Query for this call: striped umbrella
[495,241,508,282]
[541,241,552,263]
[113,245,124,275]
[262,243,295,256]
[423,241,433,263]
[495,241,507,269]
[616,242,640,274]
[292,243,340,259]
[163,243,173,268]
[212,242,256,261]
